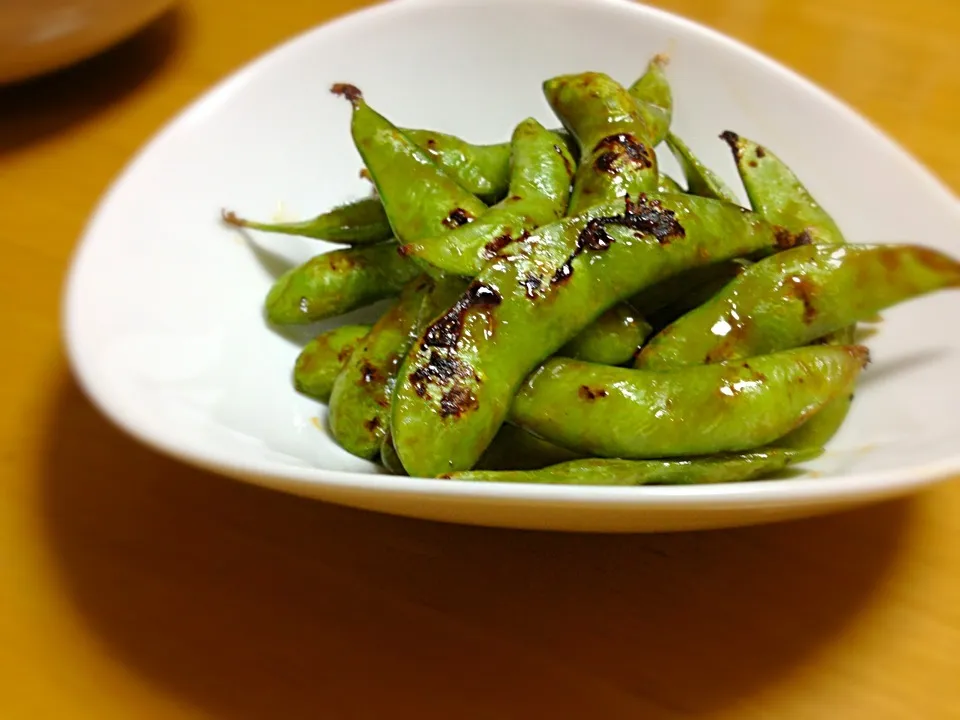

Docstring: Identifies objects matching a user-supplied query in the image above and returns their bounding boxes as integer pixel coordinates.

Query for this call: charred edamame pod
[400,118,575,277]
[294,324,371,401]
[637,243,960,370]
[510,347,868,459]
[544,72,659,213]
[266,242,419,325]
[391,194,791,477]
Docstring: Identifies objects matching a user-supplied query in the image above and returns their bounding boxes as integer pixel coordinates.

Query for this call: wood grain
[1,1,958,717]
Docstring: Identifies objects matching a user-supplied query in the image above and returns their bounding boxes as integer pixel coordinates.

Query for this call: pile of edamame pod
[223,55,960,486]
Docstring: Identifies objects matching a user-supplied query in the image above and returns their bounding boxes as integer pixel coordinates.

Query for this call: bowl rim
[62,0,960,509]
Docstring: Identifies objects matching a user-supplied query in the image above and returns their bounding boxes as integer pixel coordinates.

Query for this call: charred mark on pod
[522,274,543,299]
[742,362,768,382]
[439,385,479,418]
[773,226,813,251]
[363,417,381,433]
[911,246,960,280]
[359,362,382,385]
[720,130,742,160]
[847,345,871,368]
[578,385,608,401]
[788,275,818,323]
[551,195,686,284]
[593,133,653,173]
[422,282,503,350]
[442,208,473,229]
[755,146,767,158]
[704,317,749,364]
[409,352,471,397]
[330,83,363,107]
[483,233,516,259]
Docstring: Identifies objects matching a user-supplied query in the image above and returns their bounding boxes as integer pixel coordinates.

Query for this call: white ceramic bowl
[0,0,175,84]
[63,0,960,532]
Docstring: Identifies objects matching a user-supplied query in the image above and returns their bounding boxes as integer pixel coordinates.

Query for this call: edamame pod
[333,84,489,244]
[637,243,960,370]
[544,72,658,214]
[511,347,868,459]
[401,128,565,203]
[221,197,392,245]
[223,127,525,243]
[558,302,651,365]
[777,396,854,449]
[328,275,433,459]
[722,130,854,445]
[392,194,789,477]
[721,131,844,246]
[266,242,419,325]
[400,118,575,277]
[628,54,673,147]
[445,448,821,485]
[402,54,667,197]
[294,324,371,402]
[226,57,668,245]
[637,245,960,370]
[666,132,739,204]
[290,281,467,409]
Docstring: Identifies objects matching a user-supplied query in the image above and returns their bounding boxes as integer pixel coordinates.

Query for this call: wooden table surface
[1,0,958,717]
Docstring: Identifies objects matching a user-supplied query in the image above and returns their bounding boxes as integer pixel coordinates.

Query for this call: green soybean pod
[445,448,822,485]
[545,71,659,214]
[637,243,960,370]
[558,302,652,365]
[391,194,786,478]
[628,54,673,147]
[400,117,575,277]
[224,57,667,246]
[509,346,868,460]
[294,324,372,402]
[721,130,855,445]
[722,131,844,246]
[328,275,433,459]
[221,197,392,245]
[266,243,419,325]
[333,84,488,245]
[402,128,512,204]
[666,132,739,204]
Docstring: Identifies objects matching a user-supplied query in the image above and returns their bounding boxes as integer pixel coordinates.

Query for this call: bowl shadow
[39,364,914,718]
[0,7,184,156]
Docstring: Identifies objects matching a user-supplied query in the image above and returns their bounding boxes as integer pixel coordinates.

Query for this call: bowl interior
[64,0,960,526]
